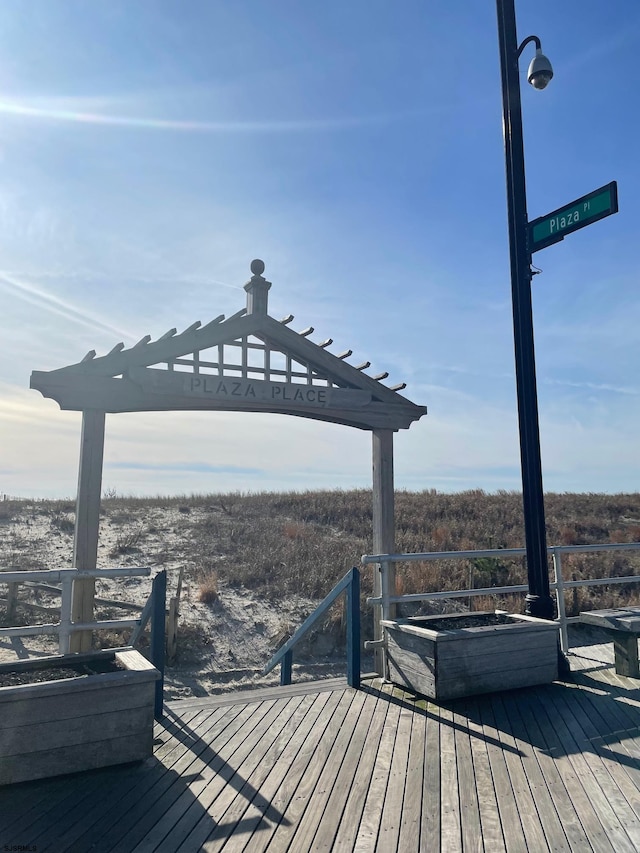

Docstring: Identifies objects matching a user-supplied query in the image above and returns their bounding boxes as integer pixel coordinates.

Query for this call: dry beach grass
[1,489,640,699]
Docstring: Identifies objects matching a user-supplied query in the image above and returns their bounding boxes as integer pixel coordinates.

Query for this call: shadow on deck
[1,643,640,852]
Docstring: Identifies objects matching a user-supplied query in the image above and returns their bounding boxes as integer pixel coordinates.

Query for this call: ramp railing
[263,567,361,688]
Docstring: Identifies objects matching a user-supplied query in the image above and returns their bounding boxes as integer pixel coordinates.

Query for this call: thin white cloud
[561,21,640,77]
[2,268,243,292]
[0,271,136,340]
[543,378,640,397]
[0,97,421,135]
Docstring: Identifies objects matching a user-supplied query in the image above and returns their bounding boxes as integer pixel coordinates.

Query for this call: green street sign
[528,181,618,253]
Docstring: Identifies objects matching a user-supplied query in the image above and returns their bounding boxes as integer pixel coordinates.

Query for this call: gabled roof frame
[29,260,426,667]
[31,261,426,432]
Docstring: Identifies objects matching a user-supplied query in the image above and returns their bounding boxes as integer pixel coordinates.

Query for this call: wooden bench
[579,607,640,677]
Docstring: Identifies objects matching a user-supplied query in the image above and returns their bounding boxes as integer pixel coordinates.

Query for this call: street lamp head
[527,48,553,90]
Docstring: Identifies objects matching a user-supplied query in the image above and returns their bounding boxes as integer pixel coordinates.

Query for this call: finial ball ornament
[250,259,265,276]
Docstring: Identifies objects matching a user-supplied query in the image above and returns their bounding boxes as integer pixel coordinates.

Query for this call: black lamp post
[496,0,555,619]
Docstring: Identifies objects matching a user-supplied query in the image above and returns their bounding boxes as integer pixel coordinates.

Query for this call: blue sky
[1,0,639,498]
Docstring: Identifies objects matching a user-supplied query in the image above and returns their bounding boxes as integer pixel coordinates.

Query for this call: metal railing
[363,542,640,654]
[0,567,151,653]
[263,567,361,688]
[0,567,167,719]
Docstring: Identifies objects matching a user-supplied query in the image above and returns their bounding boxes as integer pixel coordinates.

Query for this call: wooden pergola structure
[30,260,427,665]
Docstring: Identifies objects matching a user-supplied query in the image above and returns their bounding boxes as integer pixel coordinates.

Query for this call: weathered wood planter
[382,611,559,701]
[0,649,159,785]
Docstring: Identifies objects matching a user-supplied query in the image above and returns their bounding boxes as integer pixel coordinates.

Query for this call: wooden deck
[2,641,640,851]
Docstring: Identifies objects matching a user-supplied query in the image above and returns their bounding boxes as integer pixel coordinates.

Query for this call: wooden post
[612,633,640,678]
[150,570,167,719]
[347,567,361,689]
[166,566,183,664]
[71,409,106,652]
[372,428,395,675]
[166,597,179,663]
[280,650,293,686]
[6,582,18,623]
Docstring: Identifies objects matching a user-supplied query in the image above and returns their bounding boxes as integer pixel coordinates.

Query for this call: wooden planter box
[0,649,160,785]
[382,611,559,701]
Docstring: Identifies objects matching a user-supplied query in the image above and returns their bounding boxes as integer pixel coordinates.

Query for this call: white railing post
[58,571,75,654]
[0,566,151,650]
[363,542,640,649]
[380,559,393,677]
[381,559,392,623]
[552,548,569,654]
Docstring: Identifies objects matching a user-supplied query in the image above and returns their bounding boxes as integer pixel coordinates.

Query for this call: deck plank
[193,690,334,852]
[478,695,528,853]
[24,707,223,851]
[222,690,346,851]
[374,693,413,853]
[287,688,372,852]
[395,700,426,853]
[484,693,552,853]
[235,686,349,853]
[463,696,506,853]
[562,682,640,809]
[521,687,616,853]
[127,696,304,853]
[568,680,640,791]
[542,686,640,850]
[6,645,640,853]
[165,676,348,711]
[76,699,281,853]
[531,688,631,853]
[247,686,359,852]
[152,694,313,852]
[330,686,392,852]
[421,700,442,851]
[452,701,483,853]
[353,688,402,852]
[438,704,462,852]
[311,688,386,852]
[575,665,640,734]
[493,693,571,852]
[3,705,210,841]
[52,705,249,853]
[502,692,592,853]
[200,688,330,853]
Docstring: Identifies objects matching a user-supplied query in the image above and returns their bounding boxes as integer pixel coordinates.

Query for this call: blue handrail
[262,567,361,689]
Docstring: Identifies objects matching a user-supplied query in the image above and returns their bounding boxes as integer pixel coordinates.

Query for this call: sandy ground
[0,504,363,701]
